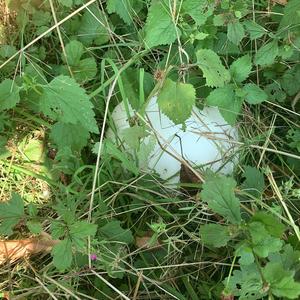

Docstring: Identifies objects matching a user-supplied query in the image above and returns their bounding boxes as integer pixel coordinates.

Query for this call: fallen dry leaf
[271,0,288,5]
[135,234,162,250]
[0,232,58,265]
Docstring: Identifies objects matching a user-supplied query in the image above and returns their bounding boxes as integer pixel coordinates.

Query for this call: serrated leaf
[0,79,20,111]
[99,220,133,244]
[196,49,230,87]
[280,0,300,29]
[157,79,195,125]
[200,224,231,247]
[254,40,278,66]
[50,122,90,152]
[249,222,283,258]
[70,221,97,249]
[0,193,24,235]
[201,175,241,224]
[235,243,255,265]
[73,58,97,83]
[78,4,110,46]
[243,20,266,40]
[206,84,242,125]
[144,0,178,48]
[122,125,147,149]
[27,220,43,234]
[38,75,98,133]
[107,0,134,25]
[230,55,252,83]
[242,166,265,198]
[227,21,245,45]
[243,83,268,104]
[182,0,214,26]
[63,40,84,65]
[51,239,73,271]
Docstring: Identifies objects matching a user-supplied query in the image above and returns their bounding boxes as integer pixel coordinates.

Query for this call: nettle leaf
[38,75,98,133]
[254,40,278,66]
[107,0,135,25]
[227,21,245,45]
[230,55,252,83]
[243,20,266,40]
[263,262,300,299]
[242,166,265,198]
[78,4,110,46]
[200,224,232,247]
[280,0,300,29]
[27,220,43,234]
[0,193,24,235]
[63,40,84,65]
[50,122,90,152]
[157,79,196,125]
[51,238,73,271]
[206,84,242,125]
[73,58,97,83]
[70,221,97,249]
[243,83,268,104]
[249,222,283,258]
[235,243,255,265]
[201,175,241,224]
[144,0,178,48]
[99,220,133,244]
[196,49,231,87]
[182,0,214,26]
[122,125,147,149]
[0,79,20,111]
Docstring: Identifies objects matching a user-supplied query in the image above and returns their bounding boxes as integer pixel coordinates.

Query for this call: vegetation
[0,0,300,298]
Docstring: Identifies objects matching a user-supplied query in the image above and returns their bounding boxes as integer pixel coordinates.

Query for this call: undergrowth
[0,0,300,299]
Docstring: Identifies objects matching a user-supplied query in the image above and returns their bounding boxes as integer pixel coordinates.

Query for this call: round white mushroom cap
[107,96,239,185]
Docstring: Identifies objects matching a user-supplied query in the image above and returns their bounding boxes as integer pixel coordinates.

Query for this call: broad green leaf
[200,224,231,247]
[201,175,241,224]
[243,83,268,104]
[70,221,97,249]
[242,166,265,198]
[50,122,90,152]
[196,49,231,87]
[157,79,195,125]
[230,55,252,83]
[251,212,285,238]
[73,58,97,83]
[0,79,20,111]
[144,0,178,48]
[78,4,110,46]
[182,0,214,26]
[122,125,147,149]
[280,0,300,28]
[249,222,283,258]
[27,220,43,234]
[0,193,24,235]
[38,75,98,133]
[206,84,242,125]
[99,220,133,244]
[107,0,135,25]
[254,40,278,66]
[235,243,255,265]
[243,20,266,40]
[52,239,73,271]
[58,0,73,7]
[227,21,245,45]
[63,40,84,65]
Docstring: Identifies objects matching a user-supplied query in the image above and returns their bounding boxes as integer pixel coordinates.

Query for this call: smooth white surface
[107,96,239,184]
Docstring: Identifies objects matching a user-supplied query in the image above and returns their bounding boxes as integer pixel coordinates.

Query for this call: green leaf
[227,21,245,45]
[58,0,73,7]
[0,193,24,235]
[38,75,98,133]
[73,58,97,83]
[69,221,97,249]
[249,222,283,258]
[0,79,20,111]
[122,125,147,149]
[280,0,300,29]
[206,84,242,125]
[50,122,90,152]
[27,220,43,234]
[78,4,110,46]
[182,0,214,26]
[235,243,255,265]
[243,20,266,40]
[99,220,133,244]
[196,49,231,88]
[201,175,241,224]
[52,239,73,271]
[200,224,232,247]
[251,211,285,238]
[254,40,278,66]
[243,83,268,104]
[63,40,84,66]
[157,79,196,125]
[107,0,134,25]
[230,55,252,83]
[242,166,265,198]
[144,0,178,48]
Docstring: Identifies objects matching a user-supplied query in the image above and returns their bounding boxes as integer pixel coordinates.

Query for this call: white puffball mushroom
[107,96,239,185]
